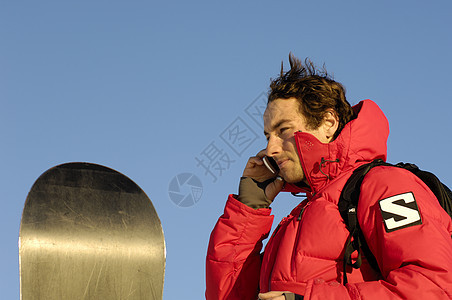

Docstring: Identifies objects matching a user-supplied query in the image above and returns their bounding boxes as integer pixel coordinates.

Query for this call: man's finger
[266,176,285,201]
[256,149,267,158]
[258,291,286,299]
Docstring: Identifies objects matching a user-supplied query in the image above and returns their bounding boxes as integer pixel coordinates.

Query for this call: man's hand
[242,150,284,202]
[258,291,287,300]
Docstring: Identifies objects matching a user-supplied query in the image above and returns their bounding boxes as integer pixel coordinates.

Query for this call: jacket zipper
[297,204,307,221]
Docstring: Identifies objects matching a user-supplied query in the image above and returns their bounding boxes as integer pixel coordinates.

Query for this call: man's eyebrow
[264,119,292,136]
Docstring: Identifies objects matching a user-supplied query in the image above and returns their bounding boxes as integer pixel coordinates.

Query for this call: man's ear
[322,109,339,142]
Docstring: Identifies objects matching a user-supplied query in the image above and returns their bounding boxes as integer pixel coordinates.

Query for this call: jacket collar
[283,100,389,196]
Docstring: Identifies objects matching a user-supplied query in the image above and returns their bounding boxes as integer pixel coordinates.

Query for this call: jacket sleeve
[304,166,452,300]
[206,195,274,300]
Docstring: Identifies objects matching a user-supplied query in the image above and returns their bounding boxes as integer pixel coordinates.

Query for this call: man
[206,54,452,299]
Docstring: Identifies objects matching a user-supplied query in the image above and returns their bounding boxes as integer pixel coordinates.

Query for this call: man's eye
[280,127,289,134]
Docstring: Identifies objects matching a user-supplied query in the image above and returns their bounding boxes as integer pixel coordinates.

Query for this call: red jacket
[206,100,452,299]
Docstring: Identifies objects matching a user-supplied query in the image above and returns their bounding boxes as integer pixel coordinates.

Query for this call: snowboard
[19,162,165,300]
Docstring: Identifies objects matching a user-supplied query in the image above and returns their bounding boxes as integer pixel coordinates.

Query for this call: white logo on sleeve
[379,192,422,232]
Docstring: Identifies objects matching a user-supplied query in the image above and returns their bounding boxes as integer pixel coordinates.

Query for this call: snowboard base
[19,163,165,299]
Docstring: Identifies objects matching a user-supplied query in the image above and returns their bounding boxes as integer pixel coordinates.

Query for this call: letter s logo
[379,192,422,232]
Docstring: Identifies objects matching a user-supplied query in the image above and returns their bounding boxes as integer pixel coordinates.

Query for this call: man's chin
[280,173,303,184]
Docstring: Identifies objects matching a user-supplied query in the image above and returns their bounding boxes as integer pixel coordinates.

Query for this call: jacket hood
[283,99,389,195]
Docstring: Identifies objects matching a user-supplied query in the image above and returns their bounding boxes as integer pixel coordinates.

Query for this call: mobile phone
[263,156,280,175]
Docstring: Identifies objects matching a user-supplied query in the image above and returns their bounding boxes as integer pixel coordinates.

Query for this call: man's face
[264,98,330,184]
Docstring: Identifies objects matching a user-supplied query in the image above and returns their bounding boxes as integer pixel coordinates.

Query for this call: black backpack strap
[395,162,452,217]
[338,159,388,284]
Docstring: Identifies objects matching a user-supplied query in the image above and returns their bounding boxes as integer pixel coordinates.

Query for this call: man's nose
[266,136,281,157]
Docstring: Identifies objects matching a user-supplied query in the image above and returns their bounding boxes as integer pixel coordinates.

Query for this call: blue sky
[2,1,451,299]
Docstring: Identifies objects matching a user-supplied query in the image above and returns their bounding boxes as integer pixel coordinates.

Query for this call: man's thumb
[266,176,285,201]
